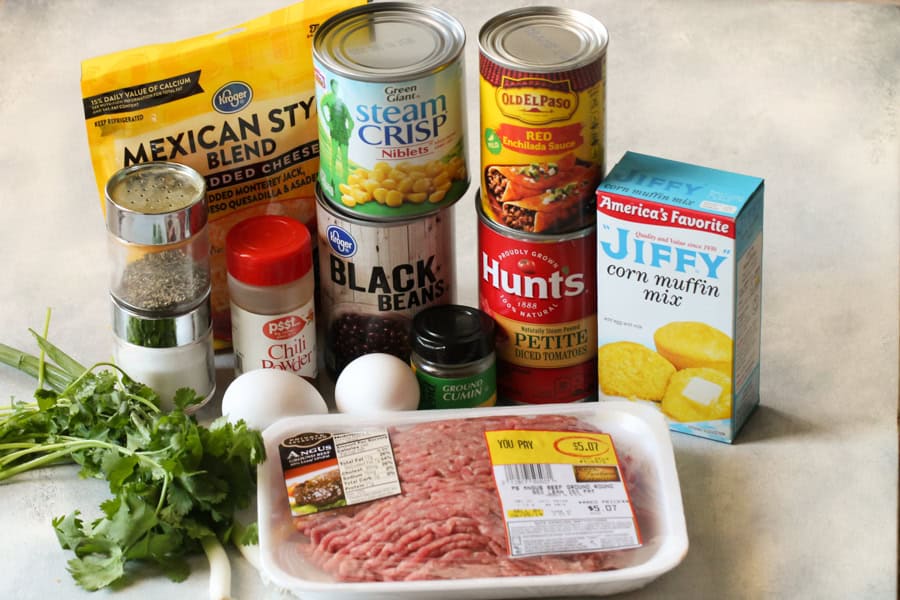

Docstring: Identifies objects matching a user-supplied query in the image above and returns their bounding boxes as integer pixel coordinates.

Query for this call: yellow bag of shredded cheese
[81,0,364,348]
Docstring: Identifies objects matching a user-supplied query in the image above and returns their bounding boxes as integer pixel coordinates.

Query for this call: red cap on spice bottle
[226,215,312,286]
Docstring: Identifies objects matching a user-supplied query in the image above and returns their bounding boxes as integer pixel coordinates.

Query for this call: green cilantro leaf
[1,327,266,592]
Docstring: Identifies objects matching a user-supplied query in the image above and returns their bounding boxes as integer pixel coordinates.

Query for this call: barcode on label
[503,463,554,482]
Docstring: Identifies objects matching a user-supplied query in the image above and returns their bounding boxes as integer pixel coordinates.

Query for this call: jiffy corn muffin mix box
[595,152,764,443]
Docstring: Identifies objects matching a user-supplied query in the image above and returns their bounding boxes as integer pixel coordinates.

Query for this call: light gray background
[0,1,897,599]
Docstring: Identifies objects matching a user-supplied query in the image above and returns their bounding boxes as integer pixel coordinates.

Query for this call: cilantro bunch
[0,322,265,596]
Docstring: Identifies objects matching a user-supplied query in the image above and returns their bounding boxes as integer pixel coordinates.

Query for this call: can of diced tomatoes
[313,2,468,221]
[477,193,597,404]
[317,188,455,376]
[479,6,607,235]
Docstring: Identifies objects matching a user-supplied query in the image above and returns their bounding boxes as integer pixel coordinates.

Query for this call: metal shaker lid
[105,162,207,245]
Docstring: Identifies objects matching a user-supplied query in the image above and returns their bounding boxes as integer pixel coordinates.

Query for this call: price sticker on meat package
[485,430,642,557]
[278,431,401,516]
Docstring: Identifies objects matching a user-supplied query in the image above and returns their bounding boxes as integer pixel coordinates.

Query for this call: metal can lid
[315,183,454,226]
[412,304,495,365]
[479,7,608,73]
[111,292,211,348]
[313,2,465,82]
[105,162,207,245]
[226,215,313,286]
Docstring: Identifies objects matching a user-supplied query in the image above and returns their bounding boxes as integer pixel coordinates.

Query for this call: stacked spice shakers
[105,162,216,409]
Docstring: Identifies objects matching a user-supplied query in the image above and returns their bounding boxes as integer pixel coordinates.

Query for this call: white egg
[334,353,420,414]
[221,369,328,431]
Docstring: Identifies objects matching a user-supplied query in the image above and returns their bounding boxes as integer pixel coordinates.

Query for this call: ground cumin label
[80,0,364,348]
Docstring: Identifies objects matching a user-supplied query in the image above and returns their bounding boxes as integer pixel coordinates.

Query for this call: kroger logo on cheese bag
[213,82,253,114]
[80,0,366,349]
[595,152,764,444]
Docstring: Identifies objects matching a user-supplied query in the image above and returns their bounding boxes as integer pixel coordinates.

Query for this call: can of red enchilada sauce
[477,193,597,404]
[313,2,468,221]
[479,7,607,234]
[317,189,455,376]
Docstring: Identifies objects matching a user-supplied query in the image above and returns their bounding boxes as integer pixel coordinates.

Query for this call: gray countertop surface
[0,1,897,599]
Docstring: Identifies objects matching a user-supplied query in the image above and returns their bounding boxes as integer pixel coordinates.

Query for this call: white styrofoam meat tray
[258,401,688,599]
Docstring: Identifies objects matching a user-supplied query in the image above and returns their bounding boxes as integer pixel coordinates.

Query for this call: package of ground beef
[80,0,364,348]
[258,403,688,599]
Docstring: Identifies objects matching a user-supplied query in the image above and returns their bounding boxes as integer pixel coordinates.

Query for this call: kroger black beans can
[317,189,455,375]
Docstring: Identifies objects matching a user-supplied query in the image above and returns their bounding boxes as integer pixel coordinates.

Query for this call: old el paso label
[496,77,578,125]
[484,430,642,557]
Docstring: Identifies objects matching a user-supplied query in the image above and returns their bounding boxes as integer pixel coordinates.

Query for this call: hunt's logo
[496,77,578,125]
[212,81,253,114]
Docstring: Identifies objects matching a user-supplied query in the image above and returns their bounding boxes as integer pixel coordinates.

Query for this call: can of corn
[313,2,468,221]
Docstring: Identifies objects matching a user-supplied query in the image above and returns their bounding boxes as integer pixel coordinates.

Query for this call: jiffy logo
[212,81,253,114]
[327,225,356,258]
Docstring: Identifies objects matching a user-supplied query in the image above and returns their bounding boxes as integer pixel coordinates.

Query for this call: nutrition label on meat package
[485,430,642,557]
[332,432,401,505]
[279,430,401,515]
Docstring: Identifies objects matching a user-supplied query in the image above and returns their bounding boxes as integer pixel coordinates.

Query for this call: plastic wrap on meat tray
[258,402,688,599]
[289,414,646,582]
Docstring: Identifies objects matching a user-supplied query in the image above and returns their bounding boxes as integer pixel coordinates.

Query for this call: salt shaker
[105,162,215,410]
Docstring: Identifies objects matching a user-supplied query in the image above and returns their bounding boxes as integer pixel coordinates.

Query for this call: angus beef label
[279,430,401,516]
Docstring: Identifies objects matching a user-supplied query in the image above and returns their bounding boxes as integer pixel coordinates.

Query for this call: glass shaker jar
[105,162,215,410]
[410,304,497,409]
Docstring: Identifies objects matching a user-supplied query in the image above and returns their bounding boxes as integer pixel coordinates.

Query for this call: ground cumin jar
[226,215,317,380]
[410,304,497,409]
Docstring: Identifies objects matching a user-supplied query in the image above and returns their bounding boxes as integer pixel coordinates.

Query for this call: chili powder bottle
[226,215,317,381]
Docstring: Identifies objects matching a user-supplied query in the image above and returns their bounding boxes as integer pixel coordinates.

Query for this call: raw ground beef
[292,414,642,582]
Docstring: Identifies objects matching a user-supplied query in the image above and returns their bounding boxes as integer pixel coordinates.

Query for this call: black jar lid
[412,304,495,365]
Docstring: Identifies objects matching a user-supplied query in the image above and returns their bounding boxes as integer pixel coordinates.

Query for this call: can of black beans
[316,189,456,376]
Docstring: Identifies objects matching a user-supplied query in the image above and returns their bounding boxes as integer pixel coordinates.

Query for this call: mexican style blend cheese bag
[81,0,364,348]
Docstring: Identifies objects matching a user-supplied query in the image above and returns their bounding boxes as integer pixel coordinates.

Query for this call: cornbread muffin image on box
[598,341,676,401]
[653,321,733,374]
[662,367,732,422]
